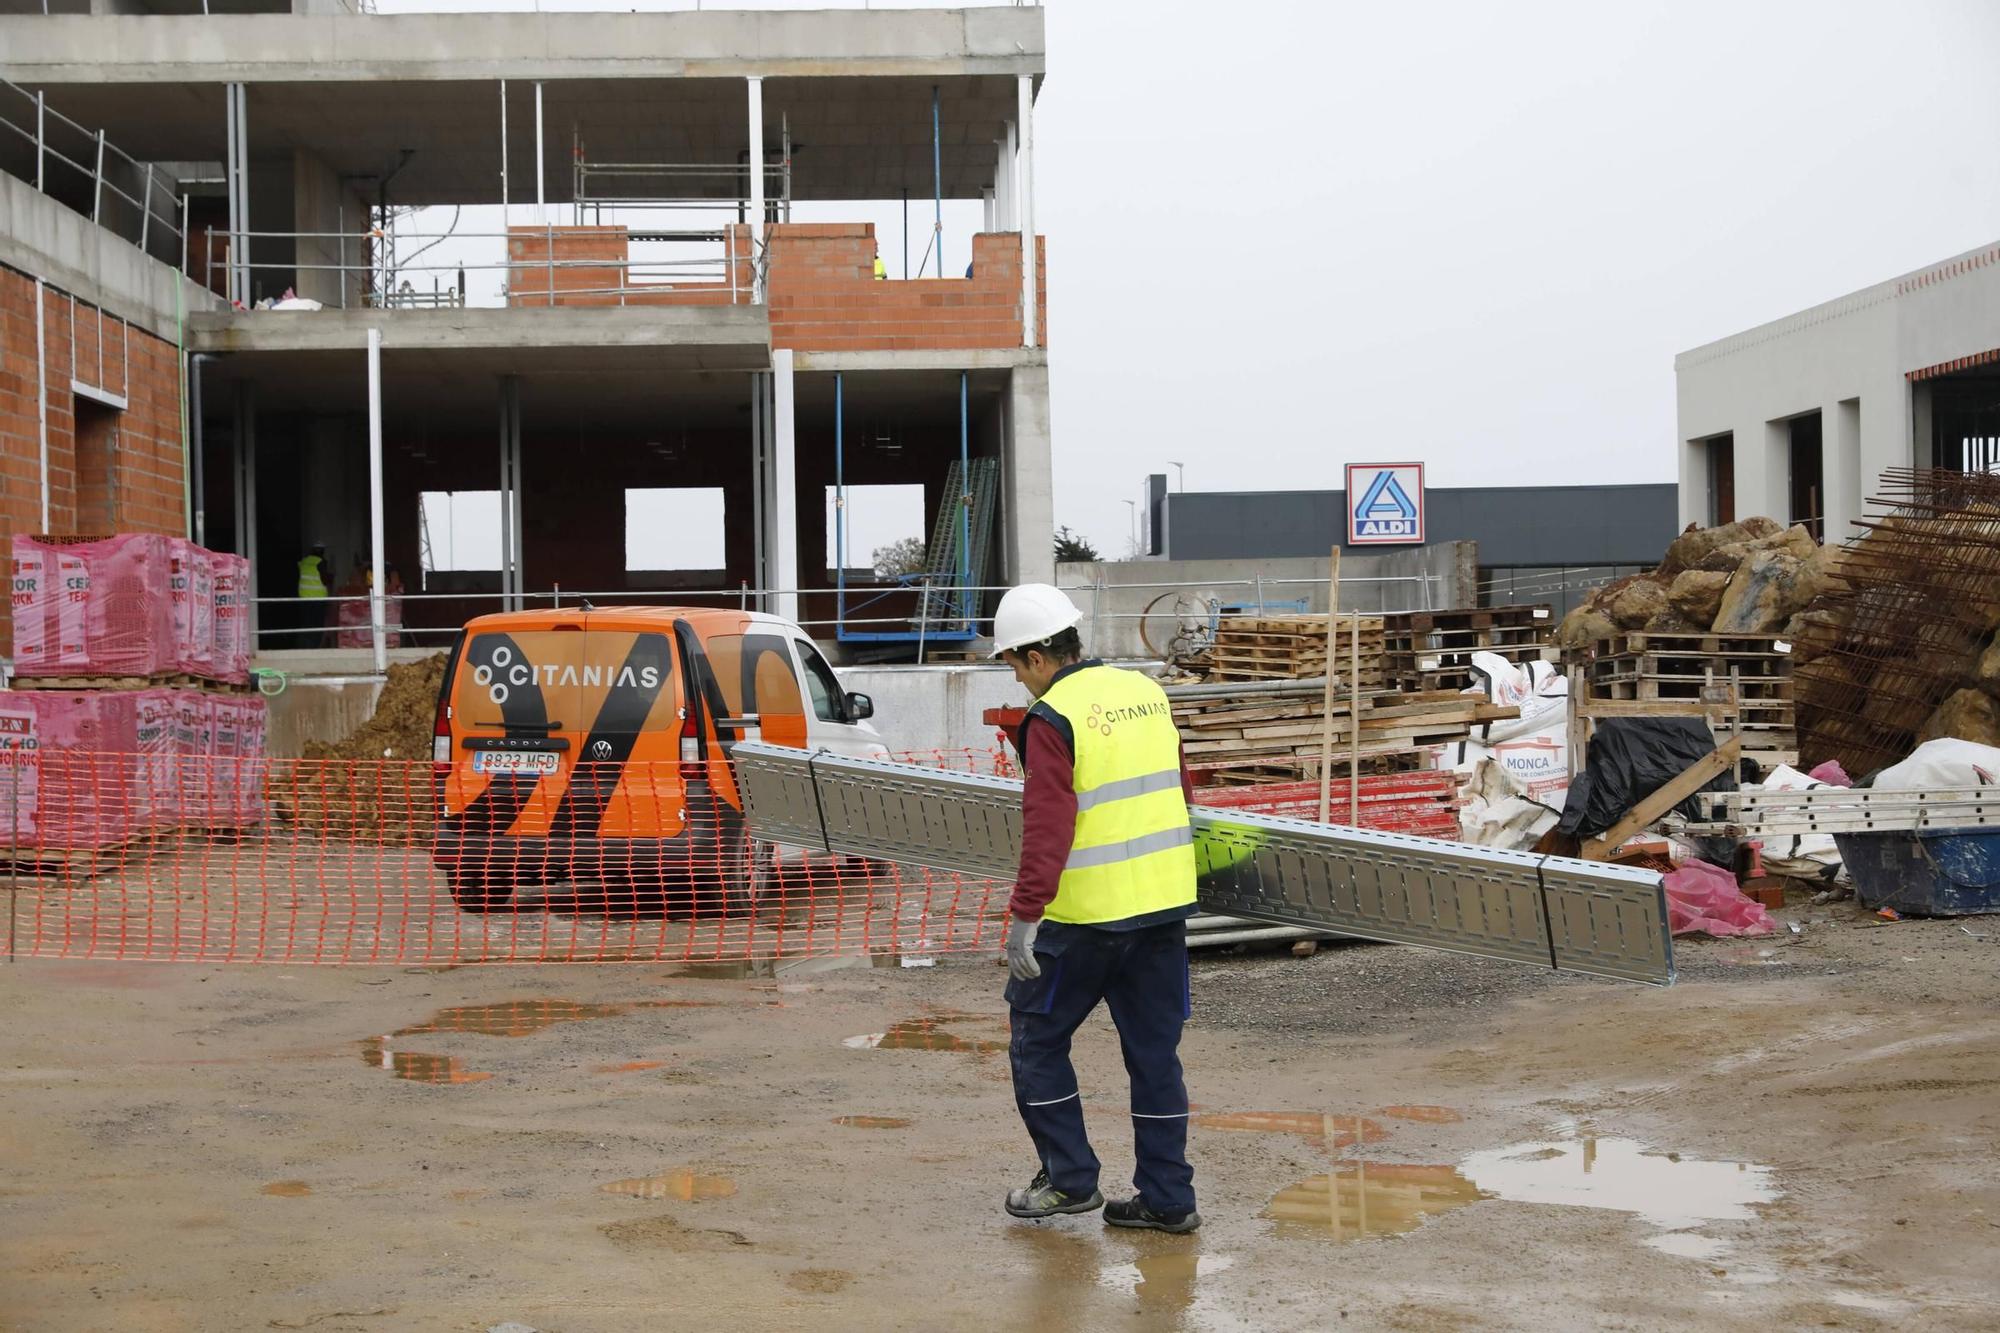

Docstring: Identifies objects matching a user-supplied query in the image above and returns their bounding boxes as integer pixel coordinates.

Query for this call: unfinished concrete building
[1,3,1052,663]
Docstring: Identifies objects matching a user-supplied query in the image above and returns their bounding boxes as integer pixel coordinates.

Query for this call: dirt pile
[267,654,447,845]
[305,654,449,763]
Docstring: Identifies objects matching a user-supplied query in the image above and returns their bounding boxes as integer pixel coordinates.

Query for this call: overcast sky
[383,0,2000,561]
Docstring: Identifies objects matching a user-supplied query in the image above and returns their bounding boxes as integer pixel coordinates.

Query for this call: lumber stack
[1208,615,1385,686]
[1169,680,1519,786]
[1381,605,1553,692]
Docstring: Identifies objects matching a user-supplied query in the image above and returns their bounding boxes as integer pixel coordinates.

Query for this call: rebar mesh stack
[1795,468,2000,773]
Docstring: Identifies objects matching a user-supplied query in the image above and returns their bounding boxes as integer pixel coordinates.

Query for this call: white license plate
[472,749,561,776]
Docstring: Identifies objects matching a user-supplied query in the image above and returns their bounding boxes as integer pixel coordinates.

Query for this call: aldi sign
[1346,462,1425,545]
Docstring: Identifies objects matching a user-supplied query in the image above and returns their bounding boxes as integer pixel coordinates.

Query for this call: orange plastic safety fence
[0,748,1016,965]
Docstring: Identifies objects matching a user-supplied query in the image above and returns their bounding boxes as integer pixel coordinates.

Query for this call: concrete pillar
[770,350,799,622]
[1004,364,1055,587]
[1731,419,1787,525]
[1825,398,1863,544]
[291,149,360,307]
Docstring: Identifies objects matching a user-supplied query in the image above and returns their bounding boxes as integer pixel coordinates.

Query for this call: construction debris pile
[268,655,448,846]
[1550,493,2000,927]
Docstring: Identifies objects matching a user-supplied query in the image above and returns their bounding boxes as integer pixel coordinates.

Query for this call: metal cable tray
[731,742,1674,986]
[1685,785,2000,836]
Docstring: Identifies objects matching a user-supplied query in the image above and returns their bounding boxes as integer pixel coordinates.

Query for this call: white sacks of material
[1433,652,1571,849]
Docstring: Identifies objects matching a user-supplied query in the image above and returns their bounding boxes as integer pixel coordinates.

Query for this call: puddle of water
[1265,1161,1491,1241]
[1459,1136,1778,1229]
[1375,1104,1464,1125]
[831,1115,911,1130]
[358,1038,492,1085]
[393,999,634,1038]
[1646,1231,1730,1261]
[843,1018,1008,1054]
[599,1170,737,1202]
[1195,1112,1389,1148]
[260,1181,312,1198]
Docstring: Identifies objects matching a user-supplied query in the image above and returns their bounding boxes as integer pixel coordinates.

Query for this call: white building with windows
[1676,240,2000,543]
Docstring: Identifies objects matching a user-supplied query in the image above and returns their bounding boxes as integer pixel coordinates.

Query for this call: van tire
[445,867,513,913]
[707,835,773,918]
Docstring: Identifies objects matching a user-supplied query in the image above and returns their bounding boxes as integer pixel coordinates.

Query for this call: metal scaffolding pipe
[366,328,387,672]
[747,76,765,300]
[930,85,943,279]
[534,82,546,223]
[34,279,49,531]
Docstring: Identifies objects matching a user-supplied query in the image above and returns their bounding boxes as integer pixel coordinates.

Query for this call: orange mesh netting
[0,748,1016,966]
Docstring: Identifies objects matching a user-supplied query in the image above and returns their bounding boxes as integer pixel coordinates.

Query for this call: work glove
[1005,918,1042,981]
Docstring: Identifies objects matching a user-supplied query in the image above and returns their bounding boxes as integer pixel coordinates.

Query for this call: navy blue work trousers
[1004,918,1195,1216]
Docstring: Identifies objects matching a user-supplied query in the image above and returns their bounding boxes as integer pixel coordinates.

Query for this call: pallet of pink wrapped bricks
[4,533,268,867]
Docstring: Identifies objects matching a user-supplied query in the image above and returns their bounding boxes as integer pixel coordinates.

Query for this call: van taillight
[433,695,452,765]
[679,714,703,776]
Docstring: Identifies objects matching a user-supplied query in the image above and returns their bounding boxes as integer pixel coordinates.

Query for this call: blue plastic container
[1834,829,2000,917]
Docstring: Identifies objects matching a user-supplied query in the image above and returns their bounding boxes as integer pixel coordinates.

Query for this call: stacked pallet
[1169,680,1519,786]
[1381,605,1554,692]
[1208,615,1385,686]
[1576,631,1795,768]
[3,533,267,873]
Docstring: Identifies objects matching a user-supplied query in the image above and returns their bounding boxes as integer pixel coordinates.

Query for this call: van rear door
[550,621,682,841]
[444,622,588,838]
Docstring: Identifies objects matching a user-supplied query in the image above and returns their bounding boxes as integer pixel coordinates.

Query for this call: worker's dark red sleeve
[1181,742,1194,803]
[1009,721,1077,922]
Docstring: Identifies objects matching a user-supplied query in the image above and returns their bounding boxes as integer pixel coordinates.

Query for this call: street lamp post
[1124,498,1139,557]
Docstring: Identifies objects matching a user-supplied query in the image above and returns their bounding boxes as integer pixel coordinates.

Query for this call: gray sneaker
[1005,1167,1105,1219]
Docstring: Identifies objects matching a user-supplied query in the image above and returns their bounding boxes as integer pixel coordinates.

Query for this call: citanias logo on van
[472,643,661,705]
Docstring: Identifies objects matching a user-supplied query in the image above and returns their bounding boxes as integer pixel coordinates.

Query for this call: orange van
[429,607,884,914]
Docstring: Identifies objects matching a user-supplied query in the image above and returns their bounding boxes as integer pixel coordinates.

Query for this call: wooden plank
[1581,738,1742,861]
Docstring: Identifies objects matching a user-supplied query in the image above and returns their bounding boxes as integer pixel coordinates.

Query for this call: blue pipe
[958,370,969,630]
[835,372,845,634]
[931,85,943,279]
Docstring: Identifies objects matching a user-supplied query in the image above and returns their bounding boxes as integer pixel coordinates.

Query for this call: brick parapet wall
[502,221,1046,351]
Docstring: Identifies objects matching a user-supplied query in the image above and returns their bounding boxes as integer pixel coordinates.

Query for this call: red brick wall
[501,221,1048,352]
[0,265,186,654]
[505,225,754,308]
[765,223,1047,353]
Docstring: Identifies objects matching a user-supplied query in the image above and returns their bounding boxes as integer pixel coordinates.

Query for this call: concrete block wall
[0,265,186,655]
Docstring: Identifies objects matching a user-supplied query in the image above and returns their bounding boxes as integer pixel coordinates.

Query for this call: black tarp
[1558,717,1739,839]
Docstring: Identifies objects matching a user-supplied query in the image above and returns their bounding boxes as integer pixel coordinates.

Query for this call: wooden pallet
[1209,615,1386,684]
[1582,632,1792,659]
[1382,606,1552,634]
[11,673,253,693]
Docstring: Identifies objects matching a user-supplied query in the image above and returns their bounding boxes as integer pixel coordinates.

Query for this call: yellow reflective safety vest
[297,555,328,599]
[1033,663,1197,925]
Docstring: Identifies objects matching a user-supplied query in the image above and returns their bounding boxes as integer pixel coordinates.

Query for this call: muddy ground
[3,901,1997,1332]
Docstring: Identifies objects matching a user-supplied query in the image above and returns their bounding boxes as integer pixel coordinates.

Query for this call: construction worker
[297,544,329,647]
[992,582,1201,1234]
[297,544,329,601]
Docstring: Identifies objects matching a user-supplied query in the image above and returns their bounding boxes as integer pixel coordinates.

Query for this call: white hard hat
[991,582,1083,656]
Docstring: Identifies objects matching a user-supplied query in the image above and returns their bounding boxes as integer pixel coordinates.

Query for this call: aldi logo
[1346,462,1425,545]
